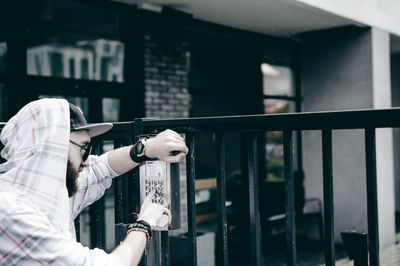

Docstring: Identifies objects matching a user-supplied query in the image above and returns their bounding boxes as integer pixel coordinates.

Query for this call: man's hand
[137,190,172,229]
[145,129,188,163]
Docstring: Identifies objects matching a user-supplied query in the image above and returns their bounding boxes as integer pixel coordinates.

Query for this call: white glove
[145,129,189,163]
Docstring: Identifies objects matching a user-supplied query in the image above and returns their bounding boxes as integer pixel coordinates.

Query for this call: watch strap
[129,138,156,163]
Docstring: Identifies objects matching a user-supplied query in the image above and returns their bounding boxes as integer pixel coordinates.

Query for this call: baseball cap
[69,102,113,137]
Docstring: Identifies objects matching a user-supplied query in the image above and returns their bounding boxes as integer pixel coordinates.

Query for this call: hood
[0,98,72,236]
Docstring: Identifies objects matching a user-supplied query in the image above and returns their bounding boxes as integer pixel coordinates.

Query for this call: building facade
[0,0,400,263]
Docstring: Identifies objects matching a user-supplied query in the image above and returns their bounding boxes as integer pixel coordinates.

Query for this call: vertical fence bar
[113,139,124,225]
[89,197,106,249]
[365,128,379,266]
[126,123,137,219]
[147,232,161,265]
[133,119,144,216]
[161,231,170,266]
[215,132,228,266]
[284,130,296,266]
[133,119,148,266]
[90,140,106,249]
[322,129,335,266]
[247,133,262,266]
[186,133,197,266]
[114,123,136,245]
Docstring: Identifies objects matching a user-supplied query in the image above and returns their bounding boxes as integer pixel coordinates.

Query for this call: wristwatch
[135,138,147,158]
[130,138,153,163]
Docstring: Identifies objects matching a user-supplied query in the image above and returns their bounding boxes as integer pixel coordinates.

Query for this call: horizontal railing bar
[2,108,400,134]
[138,108,400,132]
[263,94,302,101]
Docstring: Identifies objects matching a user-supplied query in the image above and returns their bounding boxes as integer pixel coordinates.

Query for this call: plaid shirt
[0,99,123,265]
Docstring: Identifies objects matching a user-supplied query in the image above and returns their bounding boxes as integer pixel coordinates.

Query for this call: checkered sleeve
[0,193,123,266]
[69,152,120,218]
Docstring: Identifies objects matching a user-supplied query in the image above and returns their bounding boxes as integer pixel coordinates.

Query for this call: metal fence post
[247,133,262,266]
[322,129,335,266]
[186,133,197,266]
[216,132,228,266]
[284,130,296,266]
[365,128,379,266]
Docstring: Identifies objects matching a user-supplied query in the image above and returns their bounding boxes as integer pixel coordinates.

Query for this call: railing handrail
[1,107,400,133]
[138,107,400,132]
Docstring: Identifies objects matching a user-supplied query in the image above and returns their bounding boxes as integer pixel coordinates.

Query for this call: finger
[169,143,188,154]
[166,135,184,144]
[180,152,187,160]
[165,130,184,139]
[162,196,170,208]
[164,153,185,163]
[163,129,178,138]
[165,129,180,136]
[167,142,188,153]
[161,207,172,224]
[171,132,184,142]
[142,190,155,206]
[183,146,189,154]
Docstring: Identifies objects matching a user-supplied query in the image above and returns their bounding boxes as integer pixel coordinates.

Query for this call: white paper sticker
[145,161,164,177]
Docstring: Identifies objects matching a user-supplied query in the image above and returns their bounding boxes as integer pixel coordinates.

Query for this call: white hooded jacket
[0,99,122,265]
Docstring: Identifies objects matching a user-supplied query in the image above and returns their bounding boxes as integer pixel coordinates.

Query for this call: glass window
[264,100,295,182]
[38,95,89,118]
[261,63,296,183]
[66,97,90,118]
[102,98,120,122]
[0,42,6,76]
[27,0,124,82]
[261,63,294,96]
[0,83,8,121]
[263,99,294,114]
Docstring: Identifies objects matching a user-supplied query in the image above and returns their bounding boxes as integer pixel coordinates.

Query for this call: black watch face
[135,141,144,156]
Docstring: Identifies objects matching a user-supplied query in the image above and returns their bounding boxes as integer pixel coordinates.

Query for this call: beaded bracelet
[127,220,152,244]
[127,227,151,244]
[136,220,152,231]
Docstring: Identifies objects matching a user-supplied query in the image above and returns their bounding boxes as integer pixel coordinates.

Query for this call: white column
[372,27,396,248]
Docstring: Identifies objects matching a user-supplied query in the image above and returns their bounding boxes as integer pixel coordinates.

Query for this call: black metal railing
[136,108,400,266]
[1,107,400,265]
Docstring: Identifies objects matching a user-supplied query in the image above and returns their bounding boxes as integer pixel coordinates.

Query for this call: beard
[66,160,79,197]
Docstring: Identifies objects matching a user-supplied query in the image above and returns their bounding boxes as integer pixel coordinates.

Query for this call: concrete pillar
[391,53,400,215]
[301,26,395,247]
[372,27,395,248]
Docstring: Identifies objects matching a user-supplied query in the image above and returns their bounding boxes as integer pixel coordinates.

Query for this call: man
[0,98,188,265]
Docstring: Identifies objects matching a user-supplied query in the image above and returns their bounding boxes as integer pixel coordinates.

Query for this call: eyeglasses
[69,140,92,162]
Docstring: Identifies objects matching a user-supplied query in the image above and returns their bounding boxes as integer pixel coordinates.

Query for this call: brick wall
[143,34,190,235]
[143,35,190,119]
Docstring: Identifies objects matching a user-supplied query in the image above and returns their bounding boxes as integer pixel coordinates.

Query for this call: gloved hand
[145,129,188,163]
[137,190,171,229]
